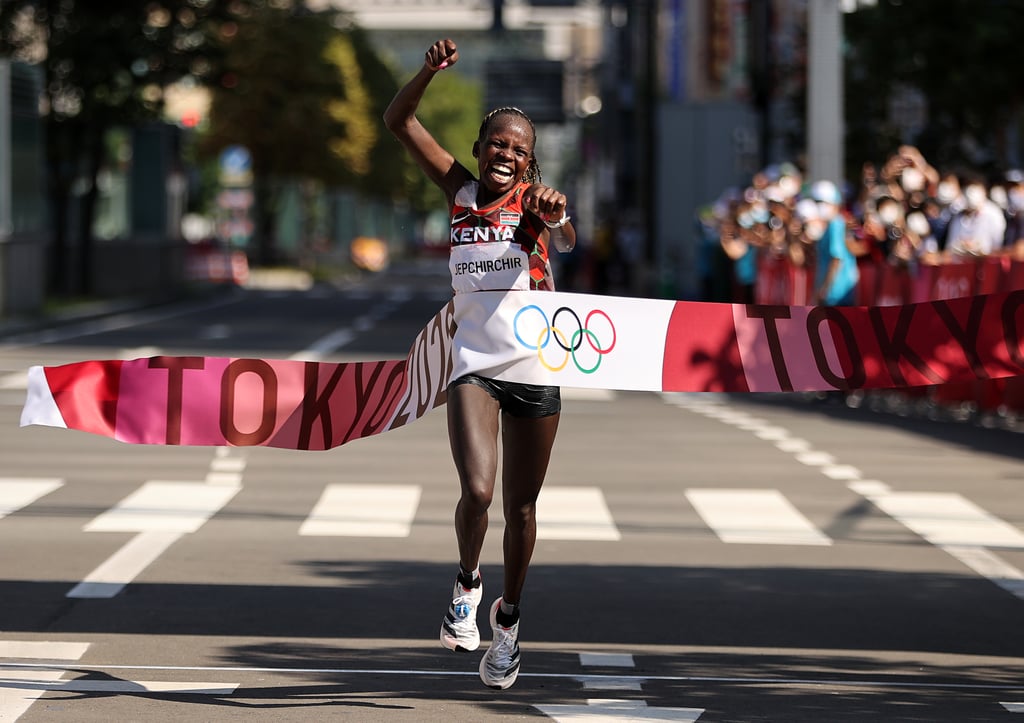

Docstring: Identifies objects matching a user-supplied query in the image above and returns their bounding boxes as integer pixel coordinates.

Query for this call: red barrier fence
[755,255,1024,419]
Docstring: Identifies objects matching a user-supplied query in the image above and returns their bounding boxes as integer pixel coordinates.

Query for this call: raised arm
[383,39,471,203]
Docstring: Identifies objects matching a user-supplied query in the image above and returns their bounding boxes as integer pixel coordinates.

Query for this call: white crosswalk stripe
[0,478,63,519]
[300,483,421,537]
[686,488,832,546]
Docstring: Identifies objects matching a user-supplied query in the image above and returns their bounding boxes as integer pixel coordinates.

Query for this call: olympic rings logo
[513,304,617,374]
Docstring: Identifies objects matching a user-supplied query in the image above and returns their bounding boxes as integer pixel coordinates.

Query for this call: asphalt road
[1,259,1023,722]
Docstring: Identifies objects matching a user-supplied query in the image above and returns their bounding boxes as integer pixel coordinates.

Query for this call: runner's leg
[499,411,560,604]
[448,382,501,571]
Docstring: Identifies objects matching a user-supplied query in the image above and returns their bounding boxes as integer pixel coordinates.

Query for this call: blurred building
[0,59,46,315]
[320,0,810,298]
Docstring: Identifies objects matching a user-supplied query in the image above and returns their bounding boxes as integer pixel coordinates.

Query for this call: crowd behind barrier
[698,147,1024,422]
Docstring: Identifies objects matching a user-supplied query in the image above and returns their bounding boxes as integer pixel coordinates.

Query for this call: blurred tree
[200,8,413,264]
[0,0,246,296]
[844,0,1024,175]
[200,4,347,264]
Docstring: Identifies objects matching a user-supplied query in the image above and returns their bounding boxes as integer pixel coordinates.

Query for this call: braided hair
[478,106,542,185]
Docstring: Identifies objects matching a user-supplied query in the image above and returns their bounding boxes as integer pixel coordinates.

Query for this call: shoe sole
[479,661,519,690]
[440,625,479,652]
[479,599,519,689]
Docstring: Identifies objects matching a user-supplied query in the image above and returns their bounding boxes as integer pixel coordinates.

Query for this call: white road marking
[795,450,836,467]
[299,484,421,537]
[119,346,161,359]
[1003,702,1024,712]
[68,531,184,599]
[753,426,790,441]
[536,487,621,541]
[1,661,1019,691]
[822,464,861,480]
[83,481,241,533]
[0,673,237,695]
[0,669,65,720]
[847,480,891,497]
[579,653,635,668]
[0,371,26,390]
[536,699,704,722]
[69,482,240,598]
[580,677,643,690]
[867,492,1024,549]
[677,396,1024,599]
[775,438,811,453]
[943,546,1024,599]
[207,451,246,486]
[0,641,87,720]
[0,641,89,660]
[290,328,355,361]
[0,478,63,519]
[561,388,617,401]
[686,489,832,546]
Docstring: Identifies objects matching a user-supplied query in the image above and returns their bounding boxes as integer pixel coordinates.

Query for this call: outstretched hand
[425,39,458,71]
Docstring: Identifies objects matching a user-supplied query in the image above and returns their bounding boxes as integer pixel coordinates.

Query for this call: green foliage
[200,6,351,184]
[844,0,1024,173]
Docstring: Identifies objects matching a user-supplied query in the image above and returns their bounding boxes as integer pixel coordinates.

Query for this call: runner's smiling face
[474,116,534,200]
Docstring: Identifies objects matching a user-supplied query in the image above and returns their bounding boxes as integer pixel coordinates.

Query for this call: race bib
[450,242,530,294]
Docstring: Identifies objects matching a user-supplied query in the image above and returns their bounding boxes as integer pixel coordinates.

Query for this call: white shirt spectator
[944,184,1007,256]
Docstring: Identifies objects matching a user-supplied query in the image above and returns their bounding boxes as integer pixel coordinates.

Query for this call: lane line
[290,328,355,361]
[299,484,421,537]
[686,489,832,546]
[2,661,1021,691]
[0,673,238,695]
[0,478,63,520]
[672,394,1024,599]
[1003,702,1024,712]
[536,487,621,541]
[0,291,243,349]
[70,481,240,598]
[68,531,184,599]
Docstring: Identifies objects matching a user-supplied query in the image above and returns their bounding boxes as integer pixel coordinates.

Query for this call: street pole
[806,0,843,186]
[0,60,10,240]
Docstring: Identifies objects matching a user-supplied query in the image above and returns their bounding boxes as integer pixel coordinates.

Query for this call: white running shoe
[439,577,483,652]
[479,598,521,690]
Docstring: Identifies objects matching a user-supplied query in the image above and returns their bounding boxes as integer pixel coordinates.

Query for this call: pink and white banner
[20,290,1024,450]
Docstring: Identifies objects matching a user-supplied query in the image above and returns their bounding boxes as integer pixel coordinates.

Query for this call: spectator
[810,180,859,305]
[945,173,1006,257]
[1003,169,1024,251]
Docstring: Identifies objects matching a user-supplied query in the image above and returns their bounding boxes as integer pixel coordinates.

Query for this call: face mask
[805,221,826,241]
[989,186,1008,210]
[778,176,800,198]
[906,212,931,237]
[878,204,901,225]
[901,168,924,192]
[937,182,958,204]
[965,185,986,211]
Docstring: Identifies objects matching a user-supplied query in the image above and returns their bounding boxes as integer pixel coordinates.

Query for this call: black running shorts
[450,374,561,418]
